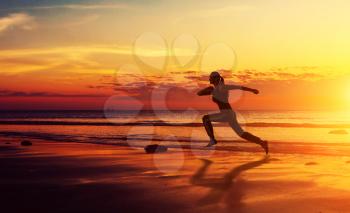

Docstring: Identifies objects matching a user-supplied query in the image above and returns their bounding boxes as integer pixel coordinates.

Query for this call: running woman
[197,71,269,154]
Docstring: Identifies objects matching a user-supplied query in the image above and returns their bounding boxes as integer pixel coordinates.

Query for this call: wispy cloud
[182,68,326,84]
[201,5,256,17]
[0,89,107,97]
[174,4,256,23]
[0,13,35,33]
[63,14,100,28]
[3,3,130,11]
[0,45,198,75]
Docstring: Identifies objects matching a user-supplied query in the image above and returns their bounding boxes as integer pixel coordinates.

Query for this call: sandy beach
[2,138,350,213]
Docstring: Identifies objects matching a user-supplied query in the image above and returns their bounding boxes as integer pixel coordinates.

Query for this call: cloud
[0,45,132,75]
[0,89,107,97]
[200,5,256,17]
[183,68,326,84]
[60,3,128,10]
[174,4,256,23]
[65,14,100,27]
[0,13,35,33]
[4,3,129,11]
[97,68,328,98]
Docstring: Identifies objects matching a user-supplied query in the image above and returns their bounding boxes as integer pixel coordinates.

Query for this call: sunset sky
[1,0,350,110]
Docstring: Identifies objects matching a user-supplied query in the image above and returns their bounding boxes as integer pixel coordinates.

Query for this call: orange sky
[0,0,350,110]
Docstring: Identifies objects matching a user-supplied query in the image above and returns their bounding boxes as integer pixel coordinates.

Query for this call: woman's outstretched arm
[224,85,259,94]
[197,86,214,96]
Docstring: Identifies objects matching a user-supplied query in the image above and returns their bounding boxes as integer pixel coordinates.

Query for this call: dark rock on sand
[305,162,318,166]
[329,129,348,134]
[21,140,32,146]
[144,144,168,154]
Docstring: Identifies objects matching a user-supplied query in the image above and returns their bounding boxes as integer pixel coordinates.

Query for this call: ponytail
[220,76,225,84]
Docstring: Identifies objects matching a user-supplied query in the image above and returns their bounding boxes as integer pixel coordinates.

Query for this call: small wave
[0,120,350,128]
[2,131,350,156]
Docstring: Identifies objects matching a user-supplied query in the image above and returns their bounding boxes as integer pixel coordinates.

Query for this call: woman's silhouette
[197,71,268,154]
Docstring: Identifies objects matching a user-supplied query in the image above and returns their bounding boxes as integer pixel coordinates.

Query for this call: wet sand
[1,138,350,213]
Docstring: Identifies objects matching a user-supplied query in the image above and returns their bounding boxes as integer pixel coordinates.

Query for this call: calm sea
[1,110,350,153]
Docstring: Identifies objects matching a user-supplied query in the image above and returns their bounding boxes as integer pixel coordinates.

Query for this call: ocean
[1,110,350,154]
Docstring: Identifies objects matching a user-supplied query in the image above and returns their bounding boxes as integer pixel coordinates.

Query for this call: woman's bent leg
[202,114,215,142]
[229,113,269,154]
[202,113,227,147]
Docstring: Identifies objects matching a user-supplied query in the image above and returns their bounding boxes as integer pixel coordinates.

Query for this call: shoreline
[1,120,350,128]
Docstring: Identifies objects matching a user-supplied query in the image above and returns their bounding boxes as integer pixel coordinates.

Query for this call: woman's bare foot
[205,139,217,147]
[261,140,269,155]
